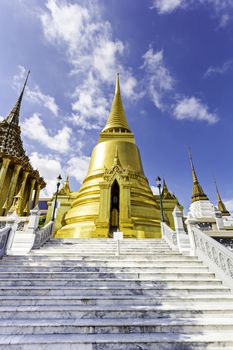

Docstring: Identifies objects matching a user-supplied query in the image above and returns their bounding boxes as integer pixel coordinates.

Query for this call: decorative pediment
[103,147,130,183]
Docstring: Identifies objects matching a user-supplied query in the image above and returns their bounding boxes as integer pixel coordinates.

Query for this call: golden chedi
[56,74,162,238]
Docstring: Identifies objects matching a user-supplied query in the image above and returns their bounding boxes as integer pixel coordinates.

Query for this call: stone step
[1,333,232,350]
[0,278,222,289]
[33,247,172,251]
[0,278,222,287]
[5,253,192,260]
[0,286,229,296]
[2,256,199,263]
[0,271,215,279]
[1,305,233,319]
[1,294,233,306]
[0,317,232,335]
[47,238,166,243]
[0,260,205,268]
[0,266,211,272]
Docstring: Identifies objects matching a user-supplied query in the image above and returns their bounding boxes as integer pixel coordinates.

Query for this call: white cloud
[223,199,233,212]
[30,152,63,197]
[67,156,90,184]
[21,113,72,153]
[204,60,233,77]
[151,0,233,25]
[0,116,3,122]
[13,65,59,116]
[152,0,184,13]
[40,0,139,129]
[142,48,174,110]
[173,97,219,124]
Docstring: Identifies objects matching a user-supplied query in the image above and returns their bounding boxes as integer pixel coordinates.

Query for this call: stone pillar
[32,182,41,209]
[6,164,22,213]
[185,218,197,256]
[24,178,36,215]
[120,183,133,236]
[0,158,11,193]
[27,206,40,233]
[215,209,224,231]
[18,171,29,215]
[173,206,191,254]
[95,182,110,237]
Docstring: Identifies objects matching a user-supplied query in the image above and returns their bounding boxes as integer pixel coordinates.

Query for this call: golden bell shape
[56,74,161,238]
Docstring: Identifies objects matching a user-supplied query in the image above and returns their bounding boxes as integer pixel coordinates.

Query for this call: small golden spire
[5,70,30,125]
[214,179,230,216]
[58,176,71,195]
[102,73,131,133]
[188,149,209,203]
[113,146,121,167]
[162,178,175,199]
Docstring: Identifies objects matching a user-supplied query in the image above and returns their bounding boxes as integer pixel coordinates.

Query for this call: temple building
[0,72,45,216]
[54,75,180,239]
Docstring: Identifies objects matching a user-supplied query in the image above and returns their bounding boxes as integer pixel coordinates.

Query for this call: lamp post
[156,176,165,222]
[51,174,62,222]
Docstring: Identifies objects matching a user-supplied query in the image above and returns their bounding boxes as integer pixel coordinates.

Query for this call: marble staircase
[0,238,233,349]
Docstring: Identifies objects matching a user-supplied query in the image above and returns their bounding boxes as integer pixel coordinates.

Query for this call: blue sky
[0,0,233,213]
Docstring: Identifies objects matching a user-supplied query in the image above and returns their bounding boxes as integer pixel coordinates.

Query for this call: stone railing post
[27,206,40,234]
[215,208,224,231]
[5,211,20,254]
[185,218,197,256]
[6,208,40,256]
[173,206,191,254]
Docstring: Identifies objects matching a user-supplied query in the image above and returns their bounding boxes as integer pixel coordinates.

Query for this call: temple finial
[188,148,198,184]
[58,175,71,195]
[115,73,120,94]
[162,178,175,199]
[102,73,131,133]
[214,178,230,216]
[113,146,121,167]
[188,149,209,202]
[4,70,30,126]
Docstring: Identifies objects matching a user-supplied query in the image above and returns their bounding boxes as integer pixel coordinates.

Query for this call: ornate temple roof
[5,71,30,126]
[188,150,209,203]
[0,71,45,188]
[102,74,131,133]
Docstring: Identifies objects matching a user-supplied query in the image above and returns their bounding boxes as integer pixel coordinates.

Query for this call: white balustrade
[161,222,179,251]
[33,221,54,249]
[190,226,233,290]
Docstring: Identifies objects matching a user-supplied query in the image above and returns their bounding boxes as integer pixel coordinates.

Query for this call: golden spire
[5,70,30,125]
[102,73,131,133]
[113,146,121,167]
[214,179,230,216]
[58,176,71,196]
[188,149,209,203]
[162,178,175,199]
